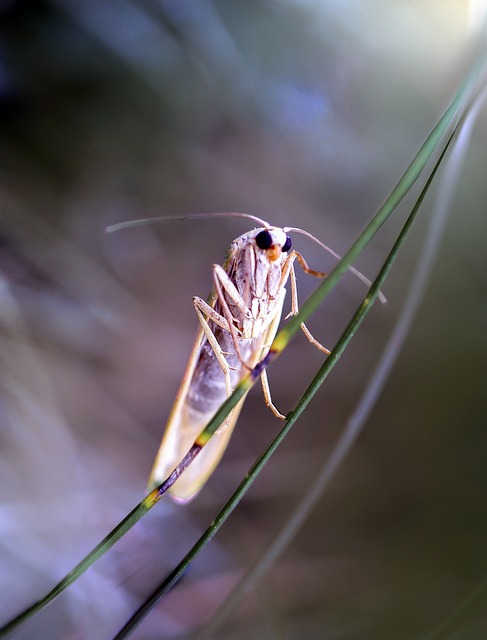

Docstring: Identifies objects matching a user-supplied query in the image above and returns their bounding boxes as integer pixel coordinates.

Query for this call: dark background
[1,2,487,639]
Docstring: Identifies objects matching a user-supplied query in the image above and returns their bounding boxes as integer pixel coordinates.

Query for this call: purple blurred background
[1,2,486,639]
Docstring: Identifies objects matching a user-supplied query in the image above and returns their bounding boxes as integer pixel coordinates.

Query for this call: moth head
[255,228,292,261]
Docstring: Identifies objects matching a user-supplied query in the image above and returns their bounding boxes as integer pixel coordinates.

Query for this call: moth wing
[147,304,248,501]
[161,397,247,501]
[147,320,208,494]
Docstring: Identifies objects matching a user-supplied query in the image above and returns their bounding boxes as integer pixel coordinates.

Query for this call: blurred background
[1,1,487,639]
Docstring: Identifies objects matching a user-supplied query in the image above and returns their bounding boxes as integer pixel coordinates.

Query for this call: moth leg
[299,322,331,355]
[289,261,331,356]
[194,258,251,337]
[212,264,251,317]
[193,300,233,398]
[260,369,286,420]
[192,298,242,434]
[194,292,245,434]
[193,296,231,332]
[211,264,252,369]
[193,261,252,436]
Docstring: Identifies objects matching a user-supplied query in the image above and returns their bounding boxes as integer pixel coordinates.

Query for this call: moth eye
[255,230,273,250]
[282,236,292,252]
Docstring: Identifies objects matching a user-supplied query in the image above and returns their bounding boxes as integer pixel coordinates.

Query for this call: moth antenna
[284,226,387,304]
[106,211,270,233]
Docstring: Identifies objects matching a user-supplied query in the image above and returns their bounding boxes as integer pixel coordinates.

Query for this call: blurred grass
[1,2,487,639]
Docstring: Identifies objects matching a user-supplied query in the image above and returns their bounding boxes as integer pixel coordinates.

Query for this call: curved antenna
[106,211,270,233]
[284,226,387,304]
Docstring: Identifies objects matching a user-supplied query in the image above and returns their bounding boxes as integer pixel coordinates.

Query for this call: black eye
[282,236,292,252]
[256,230,273,250]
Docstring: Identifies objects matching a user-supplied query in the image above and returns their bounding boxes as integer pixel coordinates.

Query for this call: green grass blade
[112,126,458,640]
[0,502,150,637]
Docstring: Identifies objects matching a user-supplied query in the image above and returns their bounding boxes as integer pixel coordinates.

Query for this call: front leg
[212,264,253,369]
[193,298,234,398]
[193,255,254,397]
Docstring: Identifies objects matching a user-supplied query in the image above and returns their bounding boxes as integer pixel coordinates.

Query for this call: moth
[145,213,373,501]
